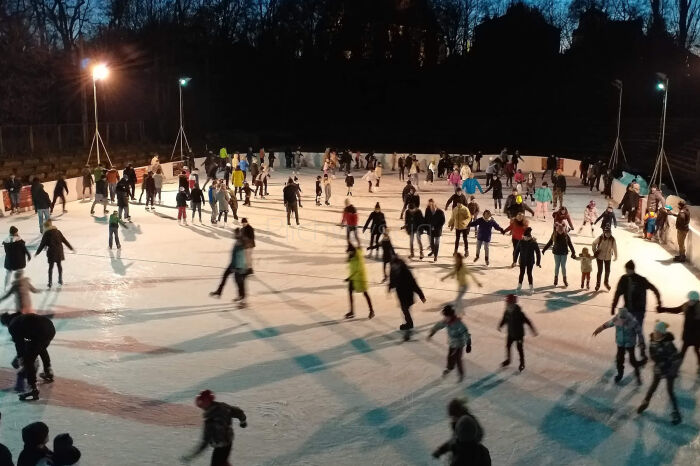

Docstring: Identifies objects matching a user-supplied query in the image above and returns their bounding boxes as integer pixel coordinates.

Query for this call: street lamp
[608,79,627,170]
[171,77,192,161]
[87,63,112,167]
[650,72,678,195]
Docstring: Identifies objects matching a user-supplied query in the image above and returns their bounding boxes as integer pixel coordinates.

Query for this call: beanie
[455,414,484,443]
[524,227,532,236]
[196,389,215,405]
[688,291,700,302]
[625,260,635,270]
[505,294,517,304]
[654,321,668,334]
[22,422,49,446]
[375,202,380,209]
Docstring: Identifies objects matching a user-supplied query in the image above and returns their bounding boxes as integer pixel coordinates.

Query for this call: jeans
[631,311,647,355]
[475,240,490,260]
[192,202,202,221]
[644,375,678,412]
[109,225,121,248]
[286,202,299,225]
[37,209,50,233]
[430,234,441,258]
[446,346,464,376]
[409,231,423,257]
[51,193,65,212]
[553,254,568,278]
[235,271,247,300]
[108,183,117,201]
[616,346,640,379]
[454,229,469,254]
[210,201,218,222]
[595,259,611,286]
[118,205,129,220]
[217,210,227,223]
[10,192,20,211]
[519,263,534,285]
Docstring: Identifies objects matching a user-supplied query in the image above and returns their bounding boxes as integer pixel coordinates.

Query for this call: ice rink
[0,165,698,465]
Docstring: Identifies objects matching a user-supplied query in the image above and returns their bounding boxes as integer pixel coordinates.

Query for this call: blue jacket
[461,178,483,195]
[429,317,471,348]
[603,314,643,348]
[469,217,504,242]
[208,186,216,203]
[231,244,247,270]
[239,160,249,171]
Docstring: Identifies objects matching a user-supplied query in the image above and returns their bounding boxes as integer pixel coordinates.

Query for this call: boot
[518,362,525,372]
[14,375,27,393]
[554,276,558,286]
[501,359,511,367]
[18,385,39,401]
[563,277,568,288]
[614,373,623,384]
[516,283,522,294]
[368,310,375,320]
[529,284,534,295]
[473,256,479,263]
[344,311,355,319]
[209,291,222,298]
[39,367,54,383]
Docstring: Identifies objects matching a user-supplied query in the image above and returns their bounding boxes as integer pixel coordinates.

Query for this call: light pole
[650,73,678,195]
[87,63,112,167]
[171,77,192,161]
[608,79,627,170]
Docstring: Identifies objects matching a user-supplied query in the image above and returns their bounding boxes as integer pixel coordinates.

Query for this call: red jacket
[342,207,359,227]
[504,218,529,240]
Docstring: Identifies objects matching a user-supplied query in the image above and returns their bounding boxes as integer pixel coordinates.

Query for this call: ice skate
[614,373,623,384]
[473,256,479,263]
[553,276,558,286]
[518,362,525,372]
[501,359,511,367]
[442,369,451,377]
[563,277,568,288]
[344,311,355,319]
[368,310,375,319]
[39,367,54,383]
[209,291,221,298]
[604,282,611,291]
[671,410,682,425]
[529,284,534,295]
[637,400,649,414]
[18,385,39,401]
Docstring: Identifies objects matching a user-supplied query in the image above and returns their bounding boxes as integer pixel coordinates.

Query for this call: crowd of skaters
[1,147,699,465]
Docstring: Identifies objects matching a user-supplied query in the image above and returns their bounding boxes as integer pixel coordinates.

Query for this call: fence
[0,122,146,156]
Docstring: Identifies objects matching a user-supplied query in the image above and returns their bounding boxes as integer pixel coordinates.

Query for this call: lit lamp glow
[93,64,109,81]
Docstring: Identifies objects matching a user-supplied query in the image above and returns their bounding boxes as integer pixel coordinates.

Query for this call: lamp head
[656,82,666,91]
[92,64,109,81]
[179,77,191,87]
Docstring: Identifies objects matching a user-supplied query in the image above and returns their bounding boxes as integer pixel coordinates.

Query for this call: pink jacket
[448,172,461,186]
[583,206,598,223]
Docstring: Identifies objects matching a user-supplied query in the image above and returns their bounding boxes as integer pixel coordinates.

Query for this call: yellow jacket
[448,204,472,230]
[348,252,368,293]
[445,265,474,287]
[233,170,244,188]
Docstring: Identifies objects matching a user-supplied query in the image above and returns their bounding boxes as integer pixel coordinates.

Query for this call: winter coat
[215,189,229,210]
[552,210,574,230]
[583,206,598,223]
[348,251,369,293]
[448,204,472,231]
[534,187,553,203]
[363,211,386,235]
[8,313,56,356]
[515,237,541,266]
[342,205,359,227]
[675,207,691,231]
[430,317,471,348]
[389,259,425,308]
[592,235,617,261]
[379,237,395,263]
[619,189,639,213]
[602,313,642,348]
[499,304,535,340]
[108,213,126,229]
[36,226,72,263]
[404,193,421,210]
[435,413,491,466]
[123,167,136,183]
[445,192,468,210]
[647,190,665,212]
[594,211,617,229]
[3,235,30,271]
[81,167,93,185]
[190,187,205,204]
[553,174,567,192]
[461,178,484,195]
[283,184,299,205]
[33,188,51,210]
[448,172,461,186]
[469,217,504,242]
[54,178,68,195]
[345,175,355,187]
[577,254,593,273]
[95,178,108,197]
[546,155,557,169]
[233,169,244,188]
[201,401,246,448]
[145,176,156,194]
[504,218,529,240]
[658,301,700,345]
[116,180,130,207]
[483,178,503,199]
[5,177,21,193]
[542,232,576,257]
[106,169,119,184]
[403,209,424,234]
[649,333,680,378]
[613,273,660,314]
[424,207,446,237]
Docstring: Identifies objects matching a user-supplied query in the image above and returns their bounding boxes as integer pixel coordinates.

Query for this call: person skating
[542,154,557,181]
[33,184,51,234]
[399,181,416,219]
[401,203,424,260]
[106,165,119,202]
[283,177,301,226]
[17,422,52,465]
[483,175,503,213]
[0,270,39,314]
[552,206,574,231]
[181,390,247,466]
[232,165,244,201]
[137,171,149,204]
[657,291,700,375]
[602,168,614,199]
[363,202,386,255]
[388,255,426,336]
[52,433,82,466]
[448,202,472,257]
[81,165,93,199]
[432,399,491,466]
[144,171,156,210]
[643,210,657,240]
[448,168,461,189]
[225,184,239,222]
[427,305,471,382]
[594,203,617,231]
[593,307,643,384]
[242,181,252,207]
[552,169,567,209]
[591,227,617,291]
[190,183,205,223]
[525,171,536,202]
[636,321,682,424]
[123,164,137,199]
[51,173,68,214]
[441,253,482,315]
[468,211,505,266]
[176,186,190,225]
[504,191,534,218]
[1,312,56,400]
[108,210,128,249]
[504,211,529,267]
[116,176,131,221]
[323,174,332,206]
[210,229,249,304]
[444,187,467,211]
[578,201,598,236]
[534,182,553,221]
[669,200,691,262]
[514,227,541,295]
[574,247,593,289]
[362,169,377,193]
[215,182,230,226]
[35,220,73,288]
[3,226,31,290]
[90,174,108,216]
[240,218,255,274]
[398,154,405,180]
[461,174,483,196]
[647,184,666,213]
[345,172,354,196]
[618,182,639,225]
[179,167,191,195]
[315,176,322,206]
[498,294,537,371]
[425,199,445,262]
[542,222,577,287]
[344,244,375,320]
[208,182,219,224]
[5,173,22,214]
[612,260,662,364]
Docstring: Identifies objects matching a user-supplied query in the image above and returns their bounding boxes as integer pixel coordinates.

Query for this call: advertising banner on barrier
[2,185,33,212]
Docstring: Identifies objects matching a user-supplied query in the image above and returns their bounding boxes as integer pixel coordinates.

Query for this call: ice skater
[578,200,598,236]
[657,290,700,375]
[345,172,354,196]
[425,199,445,262]
[51,173,68,214]
[0,270,40,314]
[541,222,577,287]
[594,203,617,231]
[441,253,482,315]
[432,399,490,464]
[498,294,537,371]
[592,227,617,291]
[515,227,541,295]
[35,220,73,288]
[427,305,471,382]
[176,187,190,225]
[388,255,426,337]
[210,229,249,305]
[181,390,247,466]
[363,202,386,254]
[315,176,322,205]
[344,244,375,320]
[3,226,31,290]
[575,247,593,289]
[504,211,529,267]
[108,210,128,249]
[483,175,503,213]
[448,202,472,257]
[637,321,682,425]
[190,183,205,223]
[593,307,643,385]
[468,210,505,266]
[323,174,332,205]
[534,182,552,221]
[401,203,424,259]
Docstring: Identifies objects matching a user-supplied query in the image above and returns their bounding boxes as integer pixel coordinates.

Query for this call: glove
[466,343,472,353]
[240,421,248,428]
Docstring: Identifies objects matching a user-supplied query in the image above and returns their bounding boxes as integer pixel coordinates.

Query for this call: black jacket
[95,178,108,196]
[33,188,51,210]
[546,155,557,169]
[345,175,354,187]
[116,180,130,207]
[594,211,617,229]
[388,259,425,308]
[36,226,72,263]
[445,192,467,210]
[499,305,535,340]
[612,273,660,315]
[484,178,503,199]
[5,178,21,193]
[363,211,386,234]
[123,166,136,183]
[3,237,30,271]
[542,232,576,257]
[176,192,189,207]
[403,209,424,234]
[145,175,156,194]
[54,178,68,195]
[8,313,56,356]
[424,207,446,237]
[241,225,255,248]
[191,187,205,204]
[648,332,680,378]
[553,174,567,192]
[379,238,395,263]
[658,301,700,345]
[515,237,541,266]
[404,193,421,210]
[283,184,299,204]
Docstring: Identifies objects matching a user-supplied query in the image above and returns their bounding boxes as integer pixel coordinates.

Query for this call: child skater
[643,210,657,240]
[315,176,322,206]
[441,252,482,315]
[108,210,128,249]
[498,294,537,371]
[514,169,525,193]
[345,172,354,196]
[578,200,598,236]
[657,290,700,375]
[373,229,395,283]
[427,304,471,382]
[593,308,643,384]
[575,247,593,290]
[362,169,377,193]
[468,210,505,266]
[0,270,40,314]
[636,321,682,425]
[242,181,252,206]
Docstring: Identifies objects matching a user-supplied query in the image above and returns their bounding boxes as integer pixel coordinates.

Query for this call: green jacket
[534,187,553,203]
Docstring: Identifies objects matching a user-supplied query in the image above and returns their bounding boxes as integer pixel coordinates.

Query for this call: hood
[455,414,483,443]
[658,332,675,343]
[3,234,21,244]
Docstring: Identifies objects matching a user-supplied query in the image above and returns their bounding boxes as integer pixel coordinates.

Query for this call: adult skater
[388,255,426,335]
[35,220,73,288]
[241,218,255,273]
[107,210,128,250]
[106,165,119,202]
[209,229,249,305]
[504,211,529,267]
[669,200,691,263]
[636,321,682,424]
[618,182,640,224]
[425,199,445,262]
[344,244,375,320]
[611,260,662,364]
[1,312,56,400]
[448,201,472,257]
[593,307,643,384]
[340,199,359,244]
[190,183,205,223]
[647,185,666,212]
[345,172,354,196]
[594,203,617,231]
[5,172,22,214]
[483,175,503,213]
[283,178,301,226]
[402,203,424,260]
[432,399,490,465]
[542,154,557,181]
[90,174,108,215]
[363,203,386,254]
[542,222,577,287]
[499,294,537,371]
[469,210,504,266]
[441,253,482,314]
[34,184,51,234]
[444,187,467,211]
[181,390,247,466]
[81,165,93,199]
[51,173,68,214]
[592,227,617,291]
[144,171,156,210]
[552,169,567,209]
[657,291,700,374]
[116,176,131,221]
[3,226,31,289]
[398,154,405,181]
[427,305,471,382]
[323,174,332,205]
[208,182,218,224]
[400,181,416,219]
[515,227,541,295]
[123,164,136,200]
[233,165,244,200]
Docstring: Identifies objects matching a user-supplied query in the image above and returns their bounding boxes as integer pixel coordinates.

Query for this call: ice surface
[0,168,698,465]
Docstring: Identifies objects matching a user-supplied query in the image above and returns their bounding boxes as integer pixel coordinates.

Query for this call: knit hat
[375,202,380,209]
[524,227,532,236]
[654,321,668,334]
[195,389,215,406]
[625,260,635,270]
[505,294,517,304]
[22,422,49,446]
[688,291,700,302]
[53,433,82,465]
[588,200,596,207]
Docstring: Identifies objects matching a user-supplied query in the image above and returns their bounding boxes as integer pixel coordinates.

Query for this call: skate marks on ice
[0,368,199,427]
[51,335,184,355]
